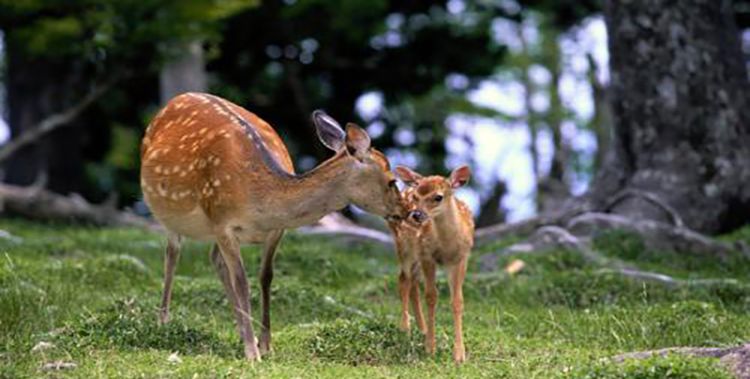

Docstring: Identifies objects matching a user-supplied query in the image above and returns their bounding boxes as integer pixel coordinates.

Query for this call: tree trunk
[159,40,208,104]
[590,0,750,234]
[3,36,88,194]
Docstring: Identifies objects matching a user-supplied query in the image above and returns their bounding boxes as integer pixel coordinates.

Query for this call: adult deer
[140,92,406,361]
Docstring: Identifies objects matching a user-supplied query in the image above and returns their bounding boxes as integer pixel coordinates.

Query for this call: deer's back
[140,92,294,239]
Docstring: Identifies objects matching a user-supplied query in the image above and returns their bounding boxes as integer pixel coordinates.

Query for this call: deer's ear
[312,110,345,151]
[395,166,423,187]
[449,165,471,188]
[344,123,371,160]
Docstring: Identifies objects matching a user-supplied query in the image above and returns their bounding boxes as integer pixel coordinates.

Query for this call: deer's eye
[433,194,444,202]
[388,179,398,189]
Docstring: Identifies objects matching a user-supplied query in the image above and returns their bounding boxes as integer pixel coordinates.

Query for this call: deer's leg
[209,244,239,318]
[216,233,260,361]
[421,259,438,354]
[410,263,426,333]
[448,258,468,363]
[259,229,284,355]
[159,233,181,325]
[398,269,412,331]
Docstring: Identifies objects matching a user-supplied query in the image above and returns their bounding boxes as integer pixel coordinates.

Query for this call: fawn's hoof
[399,321,410,332]
[453,351,466,364]
[244,346,262,362]
[258,338,272,355]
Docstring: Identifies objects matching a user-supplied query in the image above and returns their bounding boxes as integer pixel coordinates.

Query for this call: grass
[1,219,749,378]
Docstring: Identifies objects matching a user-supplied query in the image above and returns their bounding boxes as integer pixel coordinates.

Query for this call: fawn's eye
[388,179,398,189]
[433,194,444,202]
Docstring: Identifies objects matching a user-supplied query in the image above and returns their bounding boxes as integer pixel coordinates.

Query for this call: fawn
[388,165,474,363]
[140,92,406,361]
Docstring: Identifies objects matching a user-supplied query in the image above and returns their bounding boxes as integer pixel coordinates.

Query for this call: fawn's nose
[409,210,428,224]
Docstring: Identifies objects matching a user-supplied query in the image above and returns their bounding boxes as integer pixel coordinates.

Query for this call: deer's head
[313,110,406,221]
[395,165,471,224]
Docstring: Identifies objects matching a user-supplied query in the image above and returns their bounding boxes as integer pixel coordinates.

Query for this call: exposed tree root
[605,189,685,228]
[595,268,743,287]
[473,202,592,246]
[566,212,745,260]
[613,344,750,379]
[503,225,611,266]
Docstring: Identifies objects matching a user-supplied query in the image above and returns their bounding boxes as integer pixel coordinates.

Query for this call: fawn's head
[313,111,406,221]
[395,165,471,223]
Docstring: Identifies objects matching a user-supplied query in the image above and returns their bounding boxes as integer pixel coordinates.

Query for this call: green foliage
[563,355,733,379]
[308,318,425,365]
[593,229,750,279]
[60,297,235,356]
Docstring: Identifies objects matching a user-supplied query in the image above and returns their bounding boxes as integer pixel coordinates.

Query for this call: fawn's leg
[216,233,261,361]
[259,229,284,355]
[159,233,181,325]
[209,244,239,319]
[398,269,413,331]
[448,258,468,363]
[409,264,426,333]
[421,259,438,354]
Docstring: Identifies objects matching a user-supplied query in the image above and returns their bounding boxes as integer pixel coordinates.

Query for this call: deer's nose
[409,210,428,224]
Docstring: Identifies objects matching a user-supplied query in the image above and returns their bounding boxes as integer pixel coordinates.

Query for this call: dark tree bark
[3,37,90,194]
[590,0,750,234]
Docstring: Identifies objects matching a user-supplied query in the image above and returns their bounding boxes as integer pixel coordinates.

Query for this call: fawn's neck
[432,197,462,237]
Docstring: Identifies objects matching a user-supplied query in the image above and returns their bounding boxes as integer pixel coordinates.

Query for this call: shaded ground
[1,220,749,378]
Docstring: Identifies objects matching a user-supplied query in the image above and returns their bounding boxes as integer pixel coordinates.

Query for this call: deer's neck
[261,152,354,229]
[433,197,462,237]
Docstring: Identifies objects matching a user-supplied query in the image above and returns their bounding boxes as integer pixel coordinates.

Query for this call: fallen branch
[296,213,393,247]
[0,76,120,164]
[0,182,153,229]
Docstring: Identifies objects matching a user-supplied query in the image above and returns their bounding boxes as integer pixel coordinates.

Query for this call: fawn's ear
[449,165,471,188]
[395,166,423,187]
[312,110,345,152]
[344,123,371,160]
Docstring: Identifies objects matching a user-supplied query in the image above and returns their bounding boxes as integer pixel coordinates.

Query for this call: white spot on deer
[158,183,168,197]
[213,158,221,166]
[154,165,163,174]
[199,127,208,135]
[213,179,221,187]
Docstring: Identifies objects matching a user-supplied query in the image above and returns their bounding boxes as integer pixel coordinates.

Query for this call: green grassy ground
[1,219,749,378]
